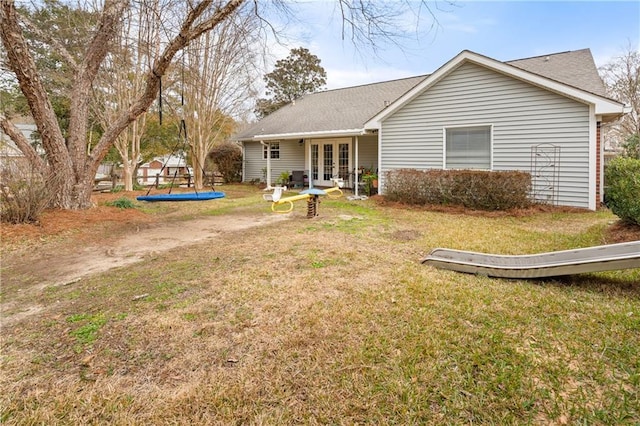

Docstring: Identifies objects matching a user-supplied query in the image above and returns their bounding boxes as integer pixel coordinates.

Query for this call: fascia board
[250,128,365,141]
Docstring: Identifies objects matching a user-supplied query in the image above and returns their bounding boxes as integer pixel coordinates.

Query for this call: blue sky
[271,1,640,90]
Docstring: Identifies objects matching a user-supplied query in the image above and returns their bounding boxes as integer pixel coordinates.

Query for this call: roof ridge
[506,48,591,63]
[316,74,428,94]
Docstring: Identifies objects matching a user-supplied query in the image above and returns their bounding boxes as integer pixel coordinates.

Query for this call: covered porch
[242,131,378,195]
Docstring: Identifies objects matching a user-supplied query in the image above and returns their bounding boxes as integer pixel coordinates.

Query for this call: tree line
[0,0,332,211]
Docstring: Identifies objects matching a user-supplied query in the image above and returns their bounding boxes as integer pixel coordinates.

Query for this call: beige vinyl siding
[380,62,591,208]
[242,140,306,184]
[243,141,263,182]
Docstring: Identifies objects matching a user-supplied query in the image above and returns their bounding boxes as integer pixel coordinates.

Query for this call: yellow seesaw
[265,185,343,216]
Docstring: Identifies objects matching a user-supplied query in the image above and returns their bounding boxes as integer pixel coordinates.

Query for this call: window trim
[442,124,493,170]
[263,141,280,160]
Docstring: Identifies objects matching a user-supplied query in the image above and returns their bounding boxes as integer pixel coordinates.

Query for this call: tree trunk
[122,163,134,191]
[193,147,206,189]
[2,0,247,210]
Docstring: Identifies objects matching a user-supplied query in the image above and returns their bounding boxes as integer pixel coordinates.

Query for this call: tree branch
[90,0,247,165]
[19,13,79,73]
[0,1,70,172]
[68,0,129,173]
[0,116,48,175]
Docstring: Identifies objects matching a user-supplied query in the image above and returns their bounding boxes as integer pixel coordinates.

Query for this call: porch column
[307,139,312,188]
[354,135,359,197]
[261,140,273,190]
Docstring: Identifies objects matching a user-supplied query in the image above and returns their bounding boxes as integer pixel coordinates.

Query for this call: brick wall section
[596,121,601,204]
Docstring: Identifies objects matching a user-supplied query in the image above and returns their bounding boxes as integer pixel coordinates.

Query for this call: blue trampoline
[136,191,225,202]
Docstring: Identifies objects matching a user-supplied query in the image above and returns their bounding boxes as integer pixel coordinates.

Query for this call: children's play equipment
[265,178,344,218]
[136,191,225,202]
[137,53,223,203]
[421,241,640,279]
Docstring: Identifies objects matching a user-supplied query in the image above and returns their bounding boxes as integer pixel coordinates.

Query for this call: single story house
[234,49,628,210]
[0,122,39,174]
[137,154,192,185]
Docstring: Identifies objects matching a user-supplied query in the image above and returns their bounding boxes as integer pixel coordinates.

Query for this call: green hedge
[384,169,532,210]
[604,157,640,225]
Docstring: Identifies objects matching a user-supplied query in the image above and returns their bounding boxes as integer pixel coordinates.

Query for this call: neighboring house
[234,49,628,210]
[0,122,39,174]
[137,154,191,185]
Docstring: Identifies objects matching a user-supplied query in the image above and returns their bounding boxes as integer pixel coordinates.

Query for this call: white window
[444,125,492,169]
[263,142,280,159]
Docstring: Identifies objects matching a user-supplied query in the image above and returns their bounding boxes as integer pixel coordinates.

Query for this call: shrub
[604,157,640,225]
[208,142,242,183]
[105,197,136,209]
[621,133,640,160]
[384,169,532,210]
[0,161,58,224]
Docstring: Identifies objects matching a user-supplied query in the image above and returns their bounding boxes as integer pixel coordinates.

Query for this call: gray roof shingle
[235,49,607,140]
[235,75,425,140]
[506,48,607,97]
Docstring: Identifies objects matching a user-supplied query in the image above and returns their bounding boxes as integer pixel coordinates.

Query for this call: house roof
[140,154,188,168]
[234,75,426,140]
[365,50,626,129]
[235,49,623,141]
[506,48,607,97]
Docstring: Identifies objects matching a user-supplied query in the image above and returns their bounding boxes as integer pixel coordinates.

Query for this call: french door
[310,140,351,187]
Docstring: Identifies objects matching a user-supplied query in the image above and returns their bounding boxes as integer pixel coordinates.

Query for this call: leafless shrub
[0,160,59,224]
[385,169,532,210]
[208,142,242,183]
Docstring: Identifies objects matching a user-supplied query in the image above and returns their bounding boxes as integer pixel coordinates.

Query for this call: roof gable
[365,50,625,129]
[235,49,626,140]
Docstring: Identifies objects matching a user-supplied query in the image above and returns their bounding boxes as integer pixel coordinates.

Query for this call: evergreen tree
[255,47,326,118]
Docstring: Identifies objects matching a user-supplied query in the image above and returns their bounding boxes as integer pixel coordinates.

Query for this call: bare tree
[1,0,247,209]
[182,9,260,189]
[600,43,640,151]
[1,0,443,210]
[94,0,163,191]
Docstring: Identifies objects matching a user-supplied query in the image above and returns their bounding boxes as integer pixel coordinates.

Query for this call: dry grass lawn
[1,184,639,424]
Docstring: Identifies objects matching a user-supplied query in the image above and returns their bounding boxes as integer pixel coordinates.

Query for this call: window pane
[338,143,349,180]
[323,144,333,180]
[311,144,318,180]
[446,126,490,169]
[270,142,280,159]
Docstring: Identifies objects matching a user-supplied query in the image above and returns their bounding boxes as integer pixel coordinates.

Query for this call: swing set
[137,56,225,202]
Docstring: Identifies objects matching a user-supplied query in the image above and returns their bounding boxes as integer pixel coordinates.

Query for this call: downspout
[260,140,272,190]
[588,105,596,210]
[241,142,246,183]
[377,126,383,195]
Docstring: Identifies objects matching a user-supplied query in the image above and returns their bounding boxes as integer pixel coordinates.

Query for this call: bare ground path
[1,208,291,326]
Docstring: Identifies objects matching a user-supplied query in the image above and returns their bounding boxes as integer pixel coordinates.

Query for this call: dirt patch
[7,213,289,287]
[1,204,153,246]
[1,189,291,325]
